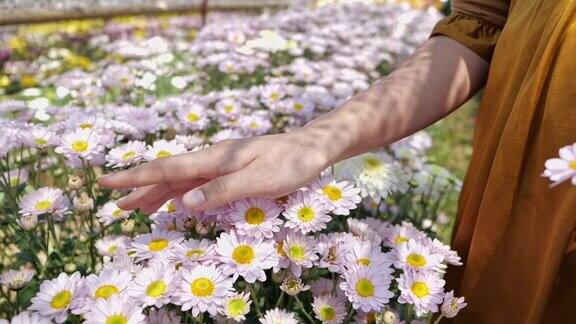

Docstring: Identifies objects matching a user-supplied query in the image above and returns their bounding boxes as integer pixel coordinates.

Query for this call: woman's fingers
[139,189,190,215]
[117,179,204,210]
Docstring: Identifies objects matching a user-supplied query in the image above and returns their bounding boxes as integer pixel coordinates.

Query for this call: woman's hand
[97,128,332,213]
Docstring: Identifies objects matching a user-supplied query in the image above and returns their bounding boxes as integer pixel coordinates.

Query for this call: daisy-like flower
[180,103,209,130]
[392,239,444,272]
[131,229,184,261]
[4,169,29,187]
[170,238,217,267]
[83,294,145,324]
[128,260,178,307]
[339,264,394,312]
[2,311,51,324]
[216,98,242,120]
[0,268,35,290]
[280,275,311,296]
[382,222,425,248]
[72,269,132,315]
[543,143,576,186]
[176,264,234,317]
[283,190,332,234]
[55,128,102,160]
[309,175,361,215]
[239,113,272,135]
[151,211,187,232]
[441,290,467,319]
[222,291,252,321]
[216,231,279,283]
[283,97,314,118]
[102,252,143,275]
[146,308,181,324]
[259,308,298,324]
[105,140,146,168]
[95,235,131,257]
[29,272,83,323]
[316,233,352,274]
[312,295,347,324]
[226,197,283,238]
[424,237,462,266]
[310,278,338,297]
[344,239,391,270]
[19,187,68,217]
[260,84,286,105]
[397,269,446,316]
[143,139,186,161]
[278,231,318,277]
[96,201,132,226]
[346,218,381,243]
[20,127,57,149]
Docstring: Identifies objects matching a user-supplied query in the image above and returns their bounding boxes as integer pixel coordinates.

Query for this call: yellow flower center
[363,157,381,170]
[187,112,200,123]
[269,92,280,101]
[186,249,204,258]
[406,253,426,268]
[167,201,177,213]
[155,150,172,158]
[79,123,93,129]
[71,140,89,153]
[190,277,214,297]
[288,245,305,261]
[322,185,342,201]
[570,161,576,170]
[293,102,304,112]
[112,209,124,218]
[227,298,247,317]
[107,245,118,254]
[394,235,409,245]
[249,122,259,129]
[297,207,315,222]
[35,200,53,211]
[148,239,169,252]
[232,245,255,264]
[146,280,167,298]
[411,281,430,298]
[10,177,20,186]
[224,105,234,113]
[105,314,127,324]
[35,138,47,146]
[121,151,136,160]
[95,284,119,300]
[50,290,72,309]
[319,306,336,320]
[244,207,265,225]
[356,258,371,266]
[355,279,375,297]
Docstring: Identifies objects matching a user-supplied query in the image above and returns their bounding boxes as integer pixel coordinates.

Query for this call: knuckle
[206,178,228,200]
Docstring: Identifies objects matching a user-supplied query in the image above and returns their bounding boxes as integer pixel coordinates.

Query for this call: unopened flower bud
[121,219,135,233]
[110,190,124,200]
[67,174,84,191]
[73,192,94,212]
[382,310,397,324]
[183,217,196,230]
[441,290,467,318]
[195,222,209,236]
[79,233,89,243]
[64,263,77,273]
[19,214,38,230]
[280,275,310,296]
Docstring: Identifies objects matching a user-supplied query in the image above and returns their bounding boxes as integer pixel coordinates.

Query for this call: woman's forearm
[302,36,490,164]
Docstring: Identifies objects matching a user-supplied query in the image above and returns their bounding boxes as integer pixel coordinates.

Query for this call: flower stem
[294,294,315,324]
[433,314,445,324]
[249,284,263,317]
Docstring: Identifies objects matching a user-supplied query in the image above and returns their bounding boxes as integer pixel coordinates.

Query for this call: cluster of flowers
[0,1,469,323]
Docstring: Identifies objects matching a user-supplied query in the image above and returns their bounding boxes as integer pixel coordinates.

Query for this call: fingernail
[97,174,113,182]
[184,190,205,208]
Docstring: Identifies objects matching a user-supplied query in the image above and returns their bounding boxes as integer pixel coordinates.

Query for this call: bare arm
[98,36,489,211]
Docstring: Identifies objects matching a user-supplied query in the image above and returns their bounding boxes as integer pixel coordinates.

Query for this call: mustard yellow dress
[431,1,576,323]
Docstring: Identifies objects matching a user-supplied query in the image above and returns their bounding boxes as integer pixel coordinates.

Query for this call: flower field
[0,2,477,323]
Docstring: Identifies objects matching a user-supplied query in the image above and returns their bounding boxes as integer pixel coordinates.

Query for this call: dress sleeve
[431,0,510,61]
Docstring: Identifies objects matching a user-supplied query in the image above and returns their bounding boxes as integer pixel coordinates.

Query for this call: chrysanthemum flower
[392,239,444,272]
[130,229,184,261]
[278,231,318,277]
[397,269,446,316]
[226,197,283,238]
[96,201,132,226]
[216,231,279,283]
[239,113,272,135]
[346,218,381,243]
[95,235,131,257]
[105,140,146,168]
[310,278,338,297]
[150,211,187,232]
[21,127,57,149]
[259,308,299,324]
[381,222,425,248]
[144,139,187,161]
[128,260,178,307]
[543,143,576,186]
[316,233,353,274]
[2,311,51,324]
[309,175,361,215]
[0,268,35,291]
[216,98,242,120]
[82,294,145,324]
[176,264,234,317]
[19,187,69,217]
[441,290,467,318]
[344,239,391,270]
[170,238,217,267]
[424,237,462,266]
[102,252,143,275]
[283,190,332,234]
[72,269,132,315]
[145,308,182,324]
[222,291,252,321]
[55,128,102,160]
[4,169,29,187]
[29,272,83,323]
[339,264,394,312]
[180,103,209,130]
[312,295,347,324]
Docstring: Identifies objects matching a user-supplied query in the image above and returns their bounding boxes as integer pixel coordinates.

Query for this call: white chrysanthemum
[29,272,83,323]
[222,291,252,321]
[216,231,279,283]
[128,260,178,307]
[105,140,146,168]
[283,190,332,234]
[335,152,409,200]
[102,252,143,275]
[130,229,184,261]
[21,127,57,149]
[543,143,576,186]
[261,84,286,104]
[344,239,391,270]
[226,197,283,238]
[95,235,131,257]
[310,278,338,298]
[146,308,181,324]
[150,211,187,232]
[170,238,217,267]
[0,268,35,290]
[392,239,444,272]
[309,175,361,215]
[176,264,234,317]
[144,139,187,161]
[18,187,69,217]
[382,222,425,248]
[2,311,51,324]
[83,294,145,324]
[4,169,29,187]
[181,103,209,130]
[259,308,298,324]
[346,218,381,243]
[278,231,318,277]
[424,237,462,266]
[316,233,352,274]
[239,113,272,135]
[55,128,102,160]
[216,98,242,120]
[397,269,445,316]
[312,295,347,324]
[339,264,394,312]
[72,269,132,315]
[96,201,132,226]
